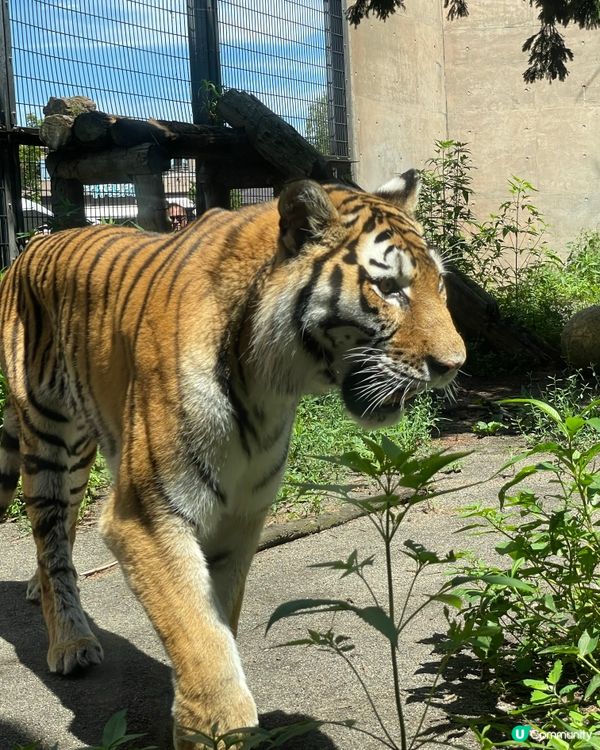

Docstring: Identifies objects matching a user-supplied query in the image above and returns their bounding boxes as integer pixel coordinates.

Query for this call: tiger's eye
[378,278,399,295]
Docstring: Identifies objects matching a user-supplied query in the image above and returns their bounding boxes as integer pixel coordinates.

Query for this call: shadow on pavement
[404,632,496,744]
[0,580,339,750]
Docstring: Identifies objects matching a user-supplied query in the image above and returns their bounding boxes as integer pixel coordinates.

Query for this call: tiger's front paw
[173,685,258,749]
[48,635,104,674]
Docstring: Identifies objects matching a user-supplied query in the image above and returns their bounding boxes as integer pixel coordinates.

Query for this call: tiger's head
[254,170,466,428]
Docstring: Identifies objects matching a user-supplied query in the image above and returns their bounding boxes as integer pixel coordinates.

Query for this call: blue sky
[11,0,330,136]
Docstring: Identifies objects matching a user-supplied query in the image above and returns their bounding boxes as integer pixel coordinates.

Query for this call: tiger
[0,170,465,749]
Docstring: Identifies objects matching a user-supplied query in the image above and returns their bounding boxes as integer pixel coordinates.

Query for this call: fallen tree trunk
[216,89,332,180]
[445,266,560,363]
[46,144,171,183]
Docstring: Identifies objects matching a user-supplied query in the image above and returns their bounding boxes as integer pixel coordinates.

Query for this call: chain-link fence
[0,0,349,264]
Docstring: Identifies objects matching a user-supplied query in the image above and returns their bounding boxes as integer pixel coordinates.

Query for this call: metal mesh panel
[0,175,10,266]
[218,0,348,157]
[10,0,193,124]
[4,0,349,246]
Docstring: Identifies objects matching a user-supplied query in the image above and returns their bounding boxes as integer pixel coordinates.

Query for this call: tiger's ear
[278,180,338,256]
[374,168,421,215]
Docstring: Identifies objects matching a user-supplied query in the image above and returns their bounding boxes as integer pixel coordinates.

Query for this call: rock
[561,305,600,367]
[39,114,74,150]
[43,96,97,117]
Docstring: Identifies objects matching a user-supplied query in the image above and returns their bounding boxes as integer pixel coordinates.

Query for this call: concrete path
[0,434,547,750]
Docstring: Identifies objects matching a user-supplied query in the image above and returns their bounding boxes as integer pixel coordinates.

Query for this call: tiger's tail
[0,396,21,518]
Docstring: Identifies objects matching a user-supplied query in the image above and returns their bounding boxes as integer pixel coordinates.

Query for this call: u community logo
[511,725,531,742]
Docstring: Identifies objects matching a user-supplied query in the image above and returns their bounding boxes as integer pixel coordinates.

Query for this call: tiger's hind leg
[26,434,98,604]
[0,398,21,518]
[18,403,103,673]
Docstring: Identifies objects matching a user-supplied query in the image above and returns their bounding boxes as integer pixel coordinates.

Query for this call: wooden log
[195,162,230,211]
[69,110,252,157]
[216,89,331,180]
[161,122,250,158]
[211,157,283,188]
[40,114,74,150]
[446,267,560,362]
[133,174,171,232]
[46,144,171,184]
[50,176,87,230]
[110,117,176,148]
[72,111,116,148]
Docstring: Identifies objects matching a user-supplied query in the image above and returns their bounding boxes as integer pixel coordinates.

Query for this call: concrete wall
[345,0,447,192]
[346,0,600,246]
[443,0,600,245]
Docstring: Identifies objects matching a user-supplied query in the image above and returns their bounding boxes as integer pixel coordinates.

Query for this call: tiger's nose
[425,354,463,377]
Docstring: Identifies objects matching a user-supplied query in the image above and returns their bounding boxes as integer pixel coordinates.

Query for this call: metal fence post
[187,0,229,211]
[0,0,22,264]
[324,0,349,164]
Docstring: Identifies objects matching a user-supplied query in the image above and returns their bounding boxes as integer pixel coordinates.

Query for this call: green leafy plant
[10,710,156,750]
[279,391,440,513]
[200,79,224,124]
[451,397,600,744]
[495,230,600,349]
[510,370,600,447]
[418,141,600,360]
[472,420,506,437]
[305,91,330,155]
[20,113,44,202]
[472,177,552,302]
[417,139,476,271]
[266,436,475,750]
[80,709,157,750]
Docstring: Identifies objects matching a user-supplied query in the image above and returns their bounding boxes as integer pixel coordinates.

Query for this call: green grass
[509,368,600,447]
[277,390,440,512]
[495,230,600,350]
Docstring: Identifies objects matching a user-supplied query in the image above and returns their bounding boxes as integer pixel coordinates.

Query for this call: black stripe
[383,245,396,261]
[292,248,339,363]
[229,386,258,457]
[207,550,230,567]
[342,237,359,264]
[45,563,76,577]
[20,409,70,451]
[322,316,376,338]
[23,494,68,509]
[32,507,66,540]
[181,437,227,505]
[70,434,92,455]
[375,230,394,243]
[0,430,19,452]
[70,481,89,495]
[329,265,343,316]
[337,194,361,209]
[369,259,390,270]
[100,234,158,331]
[0,471,19,490]
[252,447,290,493]
[22,454,68,474]
[27,391,69,423]
[362,215,377,234]
[166,211,233,299]
[69,446,97,473]
[260,419,288,452]
[79,236,125,457]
